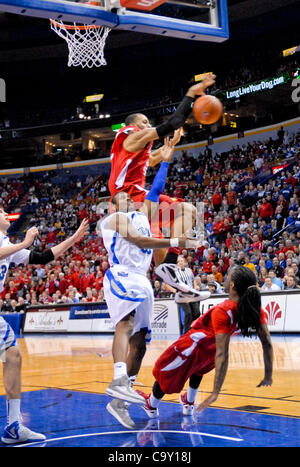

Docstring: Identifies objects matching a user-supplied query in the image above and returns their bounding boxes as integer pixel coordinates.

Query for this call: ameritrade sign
[225,76,285,100]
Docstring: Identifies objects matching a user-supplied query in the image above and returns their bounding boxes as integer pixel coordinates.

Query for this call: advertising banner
[23,291,300,335]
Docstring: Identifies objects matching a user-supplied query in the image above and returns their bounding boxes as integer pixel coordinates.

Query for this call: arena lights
[283,46,300,57]
[194,72,214,82]
[84,93,104,103]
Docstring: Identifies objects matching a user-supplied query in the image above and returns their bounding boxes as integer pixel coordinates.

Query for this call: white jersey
[101,211,152,276]
[0,232,30,292]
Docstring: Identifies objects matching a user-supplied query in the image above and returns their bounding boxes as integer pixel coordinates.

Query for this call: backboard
[0,0,229,42]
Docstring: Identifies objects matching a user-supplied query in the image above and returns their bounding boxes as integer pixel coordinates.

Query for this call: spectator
[261,277,281,292]
[153,280,162,298]
[285,276,298,290]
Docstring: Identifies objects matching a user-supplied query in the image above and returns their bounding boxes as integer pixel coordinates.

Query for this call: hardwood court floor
[0,333,299,447]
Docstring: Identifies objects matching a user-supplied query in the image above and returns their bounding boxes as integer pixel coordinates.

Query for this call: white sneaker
[155,264,191,292]
[135,390,159,418]
[175,290,211,303]
[1,421,46,445]
[105,375,145,405]
[106,399,136,429]
[179,392,195,416]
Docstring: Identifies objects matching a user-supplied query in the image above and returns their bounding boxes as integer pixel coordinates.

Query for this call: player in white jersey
[102,139,199,429]
[0,209,88,444]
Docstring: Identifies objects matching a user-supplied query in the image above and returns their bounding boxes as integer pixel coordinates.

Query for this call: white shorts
[103,265,154,343]
[0,316,17,362]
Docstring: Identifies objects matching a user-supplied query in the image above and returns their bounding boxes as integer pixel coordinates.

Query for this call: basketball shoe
[135,390,159,418]
[106,399,136,430]
[155,264,211,303]
[175,290,211,303]
[106,375,145,405]
[1,420,46,445]
[179,392,195,416]
[155,264,191,292]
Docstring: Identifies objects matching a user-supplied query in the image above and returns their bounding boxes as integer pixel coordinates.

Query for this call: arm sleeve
[28,249,54,265]
[156,96,194,138]
[145,162,169,203]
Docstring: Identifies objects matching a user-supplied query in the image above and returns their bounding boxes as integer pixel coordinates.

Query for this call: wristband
[170,238,179,247]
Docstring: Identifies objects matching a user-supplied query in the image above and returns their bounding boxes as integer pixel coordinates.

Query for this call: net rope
[50,20,111,68]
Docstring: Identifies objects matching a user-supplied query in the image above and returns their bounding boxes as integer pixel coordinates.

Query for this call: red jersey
[153,300,266,394]
[108,125,153,201]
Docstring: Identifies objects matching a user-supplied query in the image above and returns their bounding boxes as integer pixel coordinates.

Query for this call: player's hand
[257,377,273,387]
[72,218,89,243]
[23,227,39,248]
[178,234,198,249]
[187,74,216,98]
[160,137,175,163]
[170,128,183,146]
[195,392,218,413]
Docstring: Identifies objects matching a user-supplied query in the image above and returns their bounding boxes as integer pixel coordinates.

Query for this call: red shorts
[152,328,216,394]
[110,189,184,238]
[143,193,184,238]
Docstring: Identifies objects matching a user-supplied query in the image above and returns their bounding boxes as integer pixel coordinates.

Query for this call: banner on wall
[23,291,300,335]
[23,299,180,336]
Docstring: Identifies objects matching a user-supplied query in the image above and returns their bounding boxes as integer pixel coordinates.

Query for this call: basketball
[192,95,223,125]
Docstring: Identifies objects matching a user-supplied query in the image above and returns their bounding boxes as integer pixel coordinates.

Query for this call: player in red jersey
[134,266,273,418]
[108,76,216,265]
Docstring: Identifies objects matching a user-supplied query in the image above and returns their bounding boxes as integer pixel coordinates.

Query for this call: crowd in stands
[0,126,300,313]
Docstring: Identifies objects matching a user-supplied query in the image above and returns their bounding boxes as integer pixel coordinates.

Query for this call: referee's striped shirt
[175,267,194,288]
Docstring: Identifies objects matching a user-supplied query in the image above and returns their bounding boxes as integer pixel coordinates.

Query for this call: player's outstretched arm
[108,213,196,250]
[51,218,89,260]
[140,138,174,218]
[28,219,89,265]
[124,76,216,153]
[0,227,39,261]
[196,332,230,413]
[149,129,183,167]
[256,324,273,387]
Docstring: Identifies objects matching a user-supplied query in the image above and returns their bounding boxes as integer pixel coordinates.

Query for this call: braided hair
[230,266,262,337]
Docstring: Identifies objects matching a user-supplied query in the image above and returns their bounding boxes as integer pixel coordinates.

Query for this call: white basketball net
[50,20,111,68]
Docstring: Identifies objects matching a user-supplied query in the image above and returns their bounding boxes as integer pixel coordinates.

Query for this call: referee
[175,255,200,334]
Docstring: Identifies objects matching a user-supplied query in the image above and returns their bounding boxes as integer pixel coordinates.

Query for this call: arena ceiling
[0,0,299,110]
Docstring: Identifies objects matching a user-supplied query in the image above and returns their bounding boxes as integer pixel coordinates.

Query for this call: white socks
[6,399,21,425]
[187,386,198,404]
[114,362,127,380]
[149,393,161,409]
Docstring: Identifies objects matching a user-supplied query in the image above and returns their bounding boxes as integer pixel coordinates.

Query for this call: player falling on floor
[0,210,89,444]
[101,139,209,429]
[108,75,216,267]
[135,266,273,419]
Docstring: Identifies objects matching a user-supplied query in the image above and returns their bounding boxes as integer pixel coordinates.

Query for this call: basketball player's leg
[106,311,145,405]
[171,202,196,239]
[104,271,149,405]
[139,373,203,419]
[1,321,46,444]
[127,329,147,380]
[112,311,135,368]
[152,200,196,267]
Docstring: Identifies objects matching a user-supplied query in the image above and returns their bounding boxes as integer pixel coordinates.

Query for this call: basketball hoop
[50,2,110,68]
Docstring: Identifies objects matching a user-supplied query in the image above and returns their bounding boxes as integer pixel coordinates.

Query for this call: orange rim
[50,1,104,29]
[50,19,101,30]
